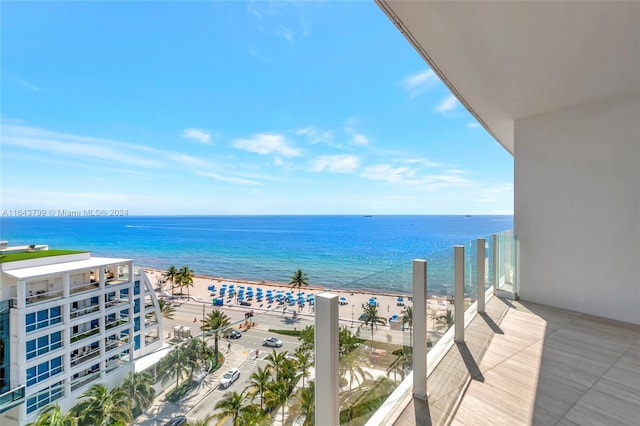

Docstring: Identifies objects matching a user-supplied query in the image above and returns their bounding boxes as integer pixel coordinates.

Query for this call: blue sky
[1,1,513,215]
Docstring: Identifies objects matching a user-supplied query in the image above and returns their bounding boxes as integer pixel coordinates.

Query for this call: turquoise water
[0,215,512,294]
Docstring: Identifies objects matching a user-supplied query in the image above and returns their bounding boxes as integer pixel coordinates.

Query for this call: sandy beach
[144,268,455,329]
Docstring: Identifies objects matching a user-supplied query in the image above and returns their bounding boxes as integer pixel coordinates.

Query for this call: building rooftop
[3,256,131,279]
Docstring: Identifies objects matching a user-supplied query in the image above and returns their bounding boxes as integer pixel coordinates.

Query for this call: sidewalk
[135,343,250,425]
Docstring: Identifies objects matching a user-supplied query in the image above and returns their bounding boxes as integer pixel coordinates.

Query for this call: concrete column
[17,280,25,308]
[454,245,465,343]
[492,234,499,293]
[63,272,70,298]
[412,259,427,400]
[315,292,339,426]
[477,238,486,313]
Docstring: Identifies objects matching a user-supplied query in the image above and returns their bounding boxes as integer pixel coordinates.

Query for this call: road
[140,298,411,424]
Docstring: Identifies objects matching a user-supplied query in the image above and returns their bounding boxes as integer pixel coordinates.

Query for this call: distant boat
[465,214,472,218]
[363,215,373,218]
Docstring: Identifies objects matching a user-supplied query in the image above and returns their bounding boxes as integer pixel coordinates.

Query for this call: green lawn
[0,250,86,263]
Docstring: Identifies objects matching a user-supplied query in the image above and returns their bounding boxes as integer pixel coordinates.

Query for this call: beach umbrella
[397,297,404,301]
[340,297,347,301]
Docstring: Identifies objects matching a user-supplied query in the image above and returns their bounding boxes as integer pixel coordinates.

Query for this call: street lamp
[351,304,354,326]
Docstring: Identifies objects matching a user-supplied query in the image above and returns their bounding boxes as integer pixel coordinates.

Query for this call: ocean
[0,215,512,295]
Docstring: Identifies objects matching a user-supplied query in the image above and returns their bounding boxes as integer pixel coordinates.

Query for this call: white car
[263,336,283,347]
[219,368,240,388]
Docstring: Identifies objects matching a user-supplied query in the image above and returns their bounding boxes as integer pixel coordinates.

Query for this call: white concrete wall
[515,92,640,324]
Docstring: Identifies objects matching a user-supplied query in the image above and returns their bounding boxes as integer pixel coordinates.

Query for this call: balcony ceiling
[376,1,640,154]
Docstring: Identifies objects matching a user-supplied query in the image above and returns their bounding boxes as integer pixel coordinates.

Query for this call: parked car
[165,416,187,426]
[219,368,240,388]
[224,329,242,339]
[263,336,283,347]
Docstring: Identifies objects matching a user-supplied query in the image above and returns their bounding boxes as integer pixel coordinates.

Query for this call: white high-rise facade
[0,244,164,425]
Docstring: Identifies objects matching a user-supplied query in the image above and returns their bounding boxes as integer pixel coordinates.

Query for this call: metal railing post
[454,245,465,343]
[477,238,486,313]
[315,292,339,426]
[493,234,499,294]
[413,259,427,400]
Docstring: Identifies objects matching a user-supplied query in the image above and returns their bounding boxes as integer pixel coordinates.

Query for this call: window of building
[26,307,63,333]
[26,381,64,414]
[26,356,63,387]
[134,280,140,295]
[26,331,62,360]
[134,298,140,314]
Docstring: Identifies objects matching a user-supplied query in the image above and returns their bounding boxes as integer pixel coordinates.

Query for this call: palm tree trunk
[214,335,219,365]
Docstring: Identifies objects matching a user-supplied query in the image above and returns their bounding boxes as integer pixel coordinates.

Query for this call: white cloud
[343,118,369,146]
[402,69,438,98]
[467,122,480,128]
[182,128,212,144]
[361,163,473,190]
[167,153,209,168]
[311,155,359,173]
[352,133,368,145]
[232,133,303,157]
[1,123,163,168]
[295,127,335,145]
[195,171,261,185]
[401,157,439,168]
[435,94,460,114]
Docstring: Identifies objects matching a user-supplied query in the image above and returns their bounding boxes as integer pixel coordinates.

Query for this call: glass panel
[335,261,412,425]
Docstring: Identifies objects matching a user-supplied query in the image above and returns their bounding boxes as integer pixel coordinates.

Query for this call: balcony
[0,385,25,415]
[70,344,101,368]
[70,303,100,320]
[70,327,100,344]
[69,281,99,296]
[25,288,63,305]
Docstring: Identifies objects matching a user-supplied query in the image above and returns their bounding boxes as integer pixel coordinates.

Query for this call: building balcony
[69,281,99,296]
[25,288,63,305]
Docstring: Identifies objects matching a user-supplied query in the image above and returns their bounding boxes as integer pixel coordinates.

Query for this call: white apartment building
[0,244,164,425]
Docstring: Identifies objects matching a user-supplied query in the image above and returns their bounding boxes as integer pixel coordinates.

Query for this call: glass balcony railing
[149,230,516,426]
[0,385,25,414]
[70,303,100,320]
[26,288,64,305]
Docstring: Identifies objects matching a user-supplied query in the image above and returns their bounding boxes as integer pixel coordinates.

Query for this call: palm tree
[28,403,77,426]
[264,380,289,424]
[265,349,288,381]
[289,269,308,296]
[339,352,371,390]
[245,365,272,410]
[294,349,312,389]
[158,298,175,319]
[176,266,194,298]
[200,309,230,365]
[435,309,455,332]
[299,381,315,426]
[158,344,196,388]
[73,384,131,426]
[359,304,387,349]
[120,371,155,417]
[402,305,413,346]
[164,265,178,297]
[214,391,253,426]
